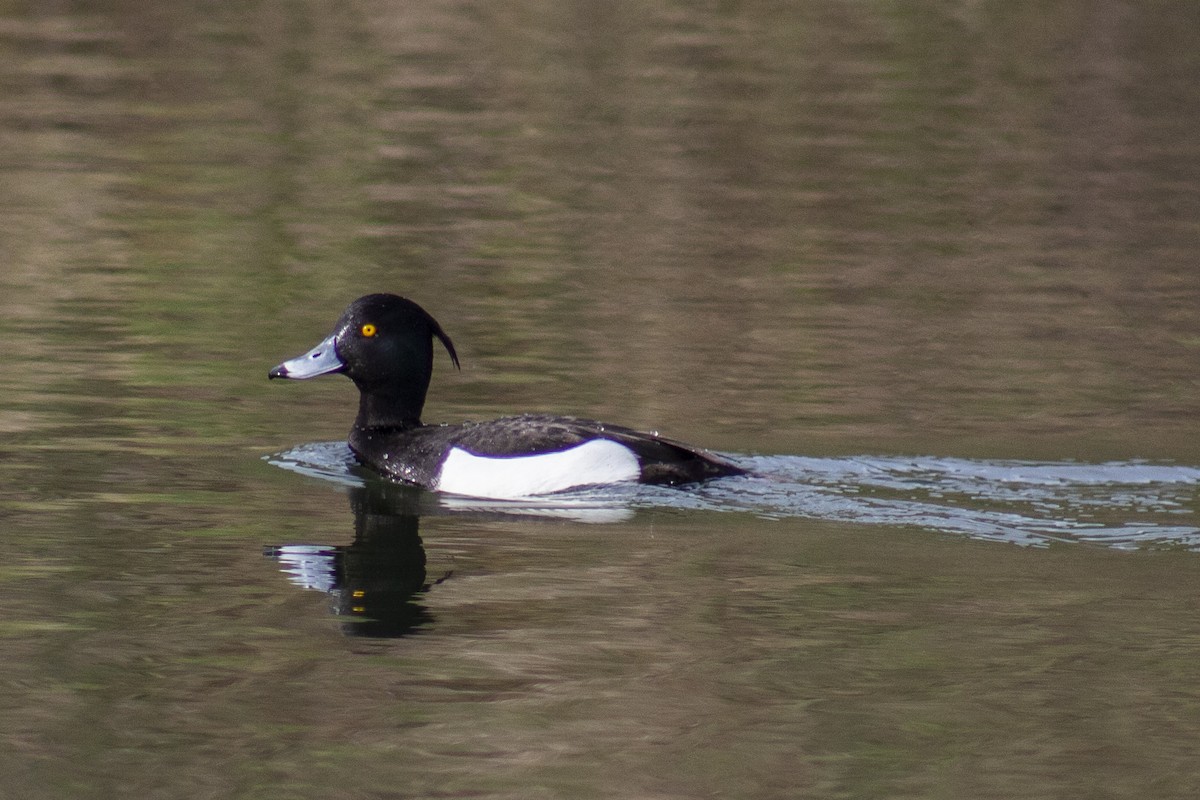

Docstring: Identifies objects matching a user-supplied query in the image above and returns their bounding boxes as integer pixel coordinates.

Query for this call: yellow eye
[361,323,377,337]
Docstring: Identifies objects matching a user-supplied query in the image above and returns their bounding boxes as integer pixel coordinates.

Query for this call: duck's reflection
[265,480,438,638]
[265,444,642,638]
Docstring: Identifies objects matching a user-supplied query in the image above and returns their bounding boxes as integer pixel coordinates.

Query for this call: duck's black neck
[354,385,426,432]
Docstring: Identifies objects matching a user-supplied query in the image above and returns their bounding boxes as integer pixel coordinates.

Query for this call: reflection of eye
[361,323,377,337]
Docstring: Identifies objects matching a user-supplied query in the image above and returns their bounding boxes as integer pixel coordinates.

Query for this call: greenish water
[3,1,1200,797]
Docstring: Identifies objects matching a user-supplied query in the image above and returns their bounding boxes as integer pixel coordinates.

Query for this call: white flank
[435,439,641,499]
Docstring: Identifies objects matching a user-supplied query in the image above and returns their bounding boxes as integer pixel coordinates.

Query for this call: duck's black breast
[349,413,744,490]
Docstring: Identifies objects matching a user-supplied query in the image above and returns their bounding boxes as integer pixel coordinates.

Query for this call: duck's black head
[269,293,459,430]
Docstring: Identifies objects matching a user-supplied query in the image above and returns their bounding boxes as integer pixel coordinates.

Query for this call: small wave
[266,441,365,487]
[690,455,1200,549]
[266,445,1200,550]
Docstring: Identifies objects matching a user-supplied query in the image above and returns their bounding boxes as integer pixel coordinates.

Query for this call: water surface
[3,1,1200,798]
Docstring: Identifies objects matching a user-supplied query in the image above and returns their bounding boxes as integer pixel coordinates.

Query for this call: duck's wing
[441,414,745,485]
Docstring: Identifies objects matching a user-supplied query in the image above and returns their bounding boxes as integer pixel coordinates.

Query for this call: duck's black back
[350,414,744,489]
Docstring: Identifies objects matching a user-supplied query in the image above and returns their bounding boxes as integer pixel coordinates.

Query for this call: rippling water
[5,0,1200,797]
[271,442,1200,548]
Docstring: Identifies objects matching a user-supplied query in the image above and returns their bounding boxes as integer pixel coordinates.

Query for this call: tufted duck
[269,293,744,498]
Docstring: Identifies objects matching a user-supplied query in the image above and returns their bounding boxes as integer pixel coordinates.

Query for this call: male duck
[269,293,744,498]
